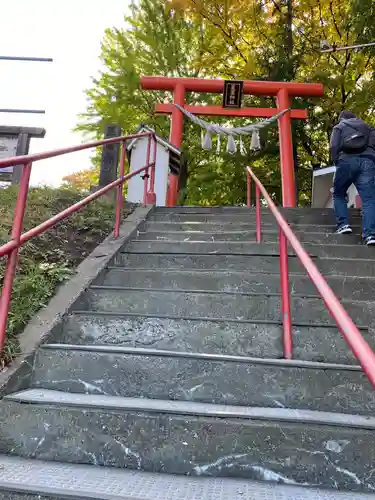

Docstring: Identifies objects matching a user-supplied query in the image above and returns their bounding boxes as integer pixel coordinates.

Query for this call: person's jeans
[333,156,375,239]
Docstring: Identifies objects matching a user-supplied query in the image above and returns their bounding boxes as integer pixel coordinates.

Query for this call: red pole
[0,132,152,169]
[150,135,156,189]
[247,170,251,207]
[147,135,157,205]
[143,135,151,205]
[0,165,150,259]
[114,140,127,239]
[247,166,375,386]
[167,82,185,206]
[0,162,32,350]
[277,88,297,208]
[279,226,293,359]
[255,184,262,243]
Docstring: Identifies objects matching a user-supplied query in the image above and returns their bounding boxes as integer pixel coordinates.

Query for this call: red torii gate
[140,76,324,207]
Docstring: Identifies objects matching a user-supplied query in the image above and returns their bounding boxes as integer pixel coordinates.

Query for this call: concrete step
[98,269,375,301]
[76,288,372,328]
[145,220,363,233]
[32,345,374,415]
[124,241,374,260]
[148,212,351,225]
[54,313,284,358]
[0,455,372,500]
[56,313,372,365]
[147,213,364,227]
[155,206,254,213]
[136,230,364,245]
[153,206,359,215]
[3,390,375,492]
[114,253,375,277]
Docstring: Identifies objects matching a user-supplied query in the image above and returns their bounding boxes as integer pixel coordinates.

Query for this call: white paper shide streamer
[250,130,261,151]
[175,104,290,155]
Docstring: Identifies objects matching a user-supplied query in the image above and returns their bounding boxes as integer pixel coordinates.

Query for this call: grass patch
[0,185,133,366]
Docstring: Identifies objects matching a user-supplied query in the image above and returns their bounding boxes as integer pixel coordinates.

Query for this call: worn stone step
[147,210,362,227]
[153,207,361,216]
[148,212,363,226]
[32,345,374,415]
[154,206,253,213]
[125,241,296,256]
[53,313,284,358]
[3,390,375,492]
[76,288,372,328]
[114,253,375,277]
[0,455,372,500]
[99,269,375,301]
[124,241,374,260]
[145,221,362,234]
[152,206,348,214]
[136,230,363,245]
[55,313,372,364]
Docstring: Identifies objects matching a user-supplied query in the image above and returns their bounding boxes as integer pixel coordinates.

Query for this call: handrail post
[279,228,293,359]
[247,170,251,207]
[147,134,157,205]
[114,140,127,239]
[143,134,151,205]
[247,165,375,385]
[255,184,262,243]
[0,162,32,350]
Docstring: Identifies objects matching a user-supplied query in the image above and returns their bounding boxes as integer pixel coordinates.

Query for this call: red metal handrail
[247,166,375,387]
[0,131,157,351]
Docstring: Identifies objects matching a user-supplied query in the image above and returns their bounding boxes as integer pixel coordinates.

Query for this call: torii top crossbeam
[141,76,322,96]
[141,76,324,207]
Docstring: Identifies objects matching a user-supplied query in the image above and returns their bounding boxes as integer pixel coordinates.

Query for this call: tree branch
[329,0,342,38]
[317,0,342,67]
[355,55,373,84]
[191,0,248,63]
[270,0,282,14]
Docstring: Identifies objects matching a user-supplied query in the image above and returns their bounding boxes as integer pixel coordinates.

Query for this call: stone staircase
[0,206,375,499]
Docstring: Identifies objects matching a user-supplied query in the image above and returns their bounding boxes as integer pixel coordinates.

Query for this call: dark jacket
[329,117,375,164]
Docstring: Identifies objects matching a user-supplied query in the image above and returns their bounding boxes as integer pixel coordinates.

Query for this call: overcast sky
[1,0,129,186]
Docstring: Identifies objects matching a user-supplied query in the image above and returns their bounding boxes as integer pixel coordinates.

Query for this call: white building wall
[312,166,359,208]
[127,137,169,206]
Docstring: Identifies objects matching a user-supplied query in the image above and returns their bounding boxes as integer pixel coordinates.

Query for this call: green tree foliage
[76,0,221,202]
[76,0,375,205]
[63,168,99,191]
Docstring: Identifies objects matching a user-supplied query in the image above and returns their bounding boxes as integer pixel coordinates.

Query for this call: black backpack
[341,119,370,154]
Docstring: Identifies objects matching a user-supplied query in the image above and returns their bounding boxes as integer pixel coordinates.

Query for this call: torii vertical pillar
[168,83,185,206]
[141,76,324,207]
[277,88,295,207]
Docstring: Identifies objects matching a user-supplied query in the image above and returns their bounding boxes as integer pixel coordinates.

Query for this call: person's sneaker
[365,236,375,246]
[336,225,352,235]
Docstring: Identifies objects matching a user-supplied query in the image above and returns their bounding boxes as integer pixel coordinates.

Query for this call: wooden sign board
[0,135,18,182]
[223,80,244,109]
[99,124,122,189]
